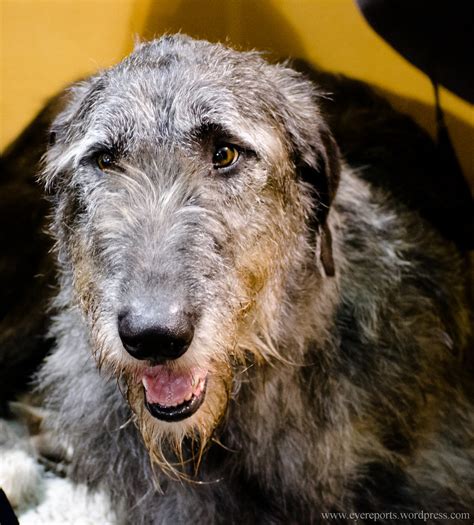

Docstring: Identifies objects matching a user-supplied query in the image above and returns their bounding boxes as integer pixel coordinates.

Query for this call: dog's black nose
[118,306,194,362]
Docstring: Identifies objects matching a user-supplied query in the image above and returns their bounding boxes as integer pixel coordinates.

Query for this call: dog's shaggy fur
[3,35,474,523]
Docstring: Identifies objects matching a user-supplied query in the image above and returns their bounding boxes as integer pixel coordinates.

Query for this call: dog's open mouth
[142,366,207,422]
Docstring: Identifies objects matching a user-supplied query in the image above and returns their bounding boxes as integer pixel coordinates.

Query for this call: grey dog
[5,35,474,523]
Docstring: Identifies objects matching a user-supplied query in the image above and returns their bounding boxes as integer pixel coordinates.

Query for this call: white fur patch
[0,418,118,524]
[0,448,42,509]
[20,478,118,525]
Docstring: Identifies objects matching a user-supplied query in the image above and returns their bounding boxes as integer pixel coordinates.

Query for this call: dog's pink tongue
[142,366,204,407]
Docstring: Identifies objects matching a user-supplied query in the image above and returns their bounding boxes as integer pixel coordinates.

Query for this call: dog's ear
[41,79,102,193]
[274,68,341,276]
[297,126,340,276]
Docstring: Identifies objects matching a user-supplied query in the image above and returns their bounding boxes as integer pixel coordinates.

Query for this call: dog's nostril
[118,309,194,362]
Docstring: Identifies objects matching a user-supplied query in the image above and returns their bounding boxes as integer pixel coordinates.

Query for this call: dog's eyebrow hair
[189,122,254,150]
[82,136,127,157]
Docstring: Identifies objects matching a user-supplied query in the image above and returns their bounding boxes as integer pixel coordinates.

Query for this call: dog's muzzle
[117,296,205,421]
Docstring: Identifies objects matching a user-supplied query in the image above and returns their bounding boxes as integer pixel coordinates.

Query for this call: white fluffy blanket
[0,405,118,524]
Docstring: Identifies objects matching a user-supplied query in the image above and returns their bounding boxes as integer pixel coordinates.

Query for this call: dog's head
[42,35,340,474]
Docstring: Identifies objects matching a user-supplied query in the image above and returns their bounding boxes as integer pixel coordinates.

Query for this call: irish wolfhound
[16,35,474,522]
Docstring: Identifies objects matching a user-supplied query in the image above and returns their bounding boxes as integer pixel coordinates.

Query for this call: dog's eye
[96,152,114,171]
[212,145,239,169]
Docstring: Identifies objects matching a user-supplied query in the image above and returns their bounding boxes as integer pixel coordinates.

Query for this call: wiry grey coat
[5,35,474,524]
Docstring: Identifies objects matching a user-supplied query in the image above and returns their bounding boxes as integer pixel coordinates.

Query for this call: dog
[3,35,474,523]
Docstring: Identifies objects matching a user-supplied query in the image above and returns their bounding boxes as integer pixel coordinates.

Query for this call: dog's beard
[85,285,262,481]
[124,363,232,482]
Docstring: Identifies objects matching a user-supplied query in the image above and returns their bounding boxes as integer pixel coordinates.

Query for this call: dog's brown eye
[97,152,114,171]
[212,145,239,169]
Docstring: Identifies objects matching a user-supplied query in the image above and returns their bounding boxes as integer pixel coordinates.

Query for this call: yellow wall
[1,0,473,182]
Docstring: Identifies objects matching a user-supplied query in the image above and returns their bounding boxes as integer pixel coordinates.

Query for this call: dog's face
[43,35,339,470]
